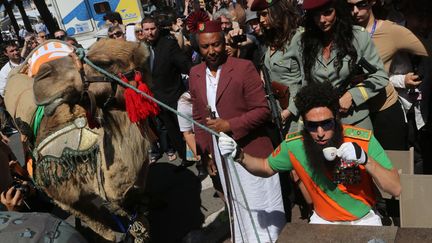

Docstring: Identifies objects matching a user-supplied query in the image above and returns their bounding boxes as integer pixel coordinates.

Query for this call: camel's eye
[93,60,113,69]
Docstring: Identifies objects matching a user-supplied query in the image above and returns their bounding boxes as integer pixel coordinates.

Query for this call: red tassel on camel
[120,71,159,123]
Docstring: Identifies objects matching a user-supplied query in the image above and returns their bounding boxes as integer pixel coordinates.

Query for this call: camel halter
[75,48,263,243]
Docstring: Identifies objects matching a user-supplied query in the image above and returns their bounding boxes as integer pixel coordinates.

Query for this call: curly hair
[301,0,357,82]
[261,0,300,51]
[295,81,340,117]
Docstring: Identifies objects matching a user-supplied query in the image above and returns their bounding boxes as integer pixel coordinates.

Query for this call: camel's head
[31,39,150,115]
[83,39,150,107]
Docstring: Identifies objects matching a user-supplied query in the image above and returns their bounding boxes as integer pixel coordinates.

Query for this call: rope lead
[77,48,262,242]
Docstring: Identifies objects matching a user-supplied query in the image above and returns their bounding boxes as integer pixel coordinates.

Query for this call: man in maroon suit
[189,20,285,243]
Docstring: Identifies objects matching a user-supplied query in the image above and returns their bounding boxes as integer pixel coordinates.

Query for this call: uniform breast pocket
[273,58,292,74]
[273,58,302,84]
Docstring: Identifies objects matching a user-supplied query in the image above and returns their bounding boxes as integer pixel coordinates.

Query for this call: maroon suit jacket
[189,57,273,158]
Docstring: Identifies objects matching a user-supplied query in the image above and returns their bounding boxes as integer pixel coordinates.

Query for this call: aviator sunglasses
[109,31,124,38]
[348,0,370,10]
[304,118,335,132]
[55,35,66,40]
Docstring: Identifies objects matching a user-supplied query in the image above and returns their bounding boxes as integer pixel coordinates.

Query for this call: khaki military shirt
[264,29,304,132]
[299,26,388,129]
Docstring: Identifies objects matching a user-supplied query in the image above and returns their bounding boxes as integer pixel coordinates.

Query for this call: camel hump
[4,65,37,126]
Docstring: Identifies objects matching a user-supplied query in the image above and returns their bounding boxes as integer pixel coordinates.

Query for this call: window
[94,2,111,14]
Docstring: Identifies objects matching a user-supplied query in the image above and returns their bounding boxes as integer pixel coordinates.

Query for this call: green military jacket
[264,28,304,132]
[297,26,388,129]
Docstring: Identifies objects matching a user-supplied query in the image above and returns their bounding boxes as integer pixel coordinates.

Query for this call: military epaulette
[353,25,366,32]
[298,27,305,33]
[285,131,302,142]
[344,126,372,141]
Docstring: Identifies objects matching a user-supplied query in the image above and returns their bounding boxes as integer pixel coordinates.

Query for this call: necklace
[369,19,378,37]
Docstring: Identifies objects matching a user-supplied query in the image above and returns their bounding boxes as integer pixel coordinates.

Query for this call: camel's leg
[54,199,118,242]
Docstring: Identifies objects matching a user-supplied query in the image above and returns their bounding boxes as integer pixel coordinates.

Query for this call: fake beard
[302,120,344,173]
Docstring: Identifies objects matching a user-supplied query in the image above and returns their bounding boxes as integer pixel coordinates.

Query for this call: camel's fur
[4,39,153,241]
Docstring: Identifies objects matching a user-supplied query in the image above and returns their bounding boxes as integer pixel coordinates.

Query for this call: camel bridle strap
[75,48,262,242]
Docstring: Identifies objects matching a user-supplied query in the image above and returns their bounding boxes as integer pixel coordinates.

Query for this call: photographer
[213,9,243,58]
[20,33,38,59]
[0,142,30,212]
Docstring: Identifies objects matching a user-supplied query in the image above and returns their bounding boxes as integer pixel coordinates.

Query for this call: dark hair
[104,11,123,24]
[54,29,67,36]
[261,0,300,51]
[301,0,357,82]
[1,41,18,53]
[65,36,79,46]
[152,7,178,29]
[295,81,340,117]
[141,16,158,26]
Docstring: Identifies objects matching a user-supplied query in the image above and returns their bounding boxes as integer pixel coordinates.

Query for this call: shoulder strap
[343,125,372,141]
[285,131,302,142]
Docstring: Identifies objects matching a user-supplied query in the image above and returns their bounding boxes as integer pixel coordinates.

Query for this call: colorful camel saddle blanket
[32,117,100,188]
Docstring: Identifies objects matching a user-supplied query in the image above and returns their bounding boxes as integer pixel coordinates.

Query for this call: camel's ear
[132,42,149,69]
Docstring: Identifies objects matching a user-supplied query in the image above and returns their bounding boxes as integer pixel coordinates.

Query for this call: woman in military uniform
[299,0,388,130]
[256,0,303,135]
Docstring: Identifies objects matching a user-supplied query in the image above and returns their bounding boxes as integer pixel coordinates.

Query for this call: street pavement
[147,154,308,243]
[145,154,229,243]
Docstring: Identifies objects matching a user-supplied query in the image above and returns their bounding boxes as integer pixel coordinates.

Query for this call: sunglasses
[55,35,66,40]
[135,30,143,34]
[348,0,369,10]
[109,31,124,38]
[304,118,335,132]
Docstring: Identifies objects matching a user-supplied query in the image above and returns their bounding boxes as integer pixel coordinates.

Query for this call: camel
[3,39,157,242]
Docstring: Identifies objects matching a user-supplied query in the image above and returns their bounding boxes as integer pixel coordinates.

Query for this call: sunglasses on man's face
[109,31,124,38]
[348,0,369,10]
[55,35,65,40]
[135,30,143,34]
[304,118,335,132]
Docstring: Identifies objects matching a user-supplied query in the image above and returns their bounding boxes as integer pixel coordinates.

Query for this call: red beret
[197,20,222,34]
[302,0,333,10]
[250,0,280,11]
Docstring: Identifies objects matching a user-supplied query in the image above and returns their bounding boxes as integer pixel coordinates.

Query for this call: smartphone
[232,34,247,43]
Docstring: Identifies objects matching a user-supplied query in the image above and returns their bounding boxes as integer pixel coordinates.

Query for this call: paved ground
[147,154,309,243]
[146,154,229,243]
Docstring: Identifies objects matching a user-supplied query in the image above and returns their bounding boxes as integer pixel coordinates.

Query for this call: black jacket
[150,34,192,105]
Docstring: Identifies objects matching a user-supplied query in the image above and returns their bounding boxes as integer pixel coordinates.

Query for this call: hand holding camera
[405,72,423,89]
[227,28,246,47]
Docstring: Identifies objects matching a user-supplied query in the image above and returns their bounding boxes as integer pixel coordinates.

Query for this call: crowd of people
[0,0,431,242]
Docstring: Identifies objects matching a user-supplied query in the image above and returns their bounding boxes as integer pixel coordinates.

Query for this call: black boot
[175,160,195,172]
[196,162,208,180]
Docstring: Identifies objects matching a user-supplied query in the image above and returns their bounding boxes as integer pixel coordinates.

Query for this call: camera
[232,34,246,44]
[414,74,424,81]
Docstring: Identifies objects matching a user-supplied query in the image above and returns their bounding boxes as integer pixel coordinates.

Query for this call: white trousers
[309,210,382,226]
[213,137,286,242]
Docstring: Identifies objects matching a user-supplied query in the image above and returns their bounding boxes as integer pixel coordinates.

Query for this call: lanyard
[369,19,378,37]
